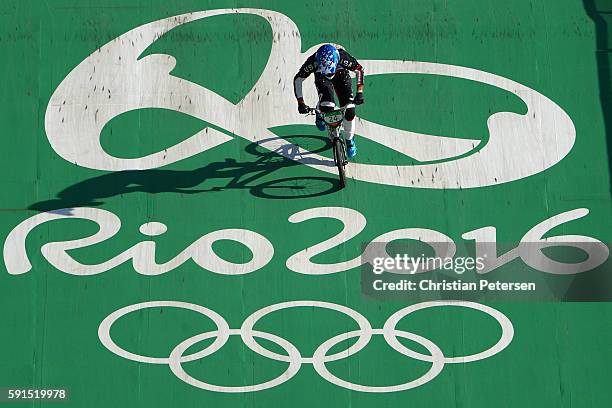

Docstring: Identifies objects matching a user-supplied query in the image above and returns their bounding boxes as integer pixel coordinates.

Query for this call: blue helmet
[315,44,340,77]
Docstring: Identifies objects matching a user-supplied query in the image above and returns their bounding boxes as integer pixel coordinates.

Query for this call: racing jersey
[293,48,364,99]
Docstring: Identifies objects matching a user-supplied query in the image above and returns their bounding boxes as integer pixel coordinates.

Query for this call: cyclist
[293,44,364,158]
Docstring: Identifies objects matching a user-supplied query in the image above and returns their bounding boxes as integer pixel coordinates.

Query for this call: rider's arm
[293,75,306,103]
[338,49,365,92]
[294,54,317,103]
[354,64,365,93]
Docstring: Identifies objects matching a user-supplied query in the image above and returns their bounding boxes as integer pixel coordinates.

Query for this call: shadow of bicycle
[29,136,341,212]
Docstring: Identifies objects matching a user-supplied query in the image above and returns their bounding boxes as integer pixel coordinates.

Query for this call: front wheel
[332,137,347,189]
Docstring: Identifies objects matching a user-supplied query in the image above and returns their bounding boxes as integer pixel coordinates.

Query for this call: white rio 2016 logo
[4,206,608,277]
[44,8,576,189]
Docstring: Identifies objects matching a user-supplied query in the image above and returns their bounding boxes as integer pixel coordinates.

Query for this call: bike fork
[329,129,347,165]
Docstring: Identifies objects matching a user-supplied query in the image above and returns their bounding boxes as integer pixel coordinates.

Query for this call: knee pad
[344,106,356,121]
[319,101,336,113]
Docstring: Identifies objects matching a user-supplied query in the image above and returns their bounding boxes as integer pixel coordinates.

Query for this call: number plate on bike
[323,110,343,124]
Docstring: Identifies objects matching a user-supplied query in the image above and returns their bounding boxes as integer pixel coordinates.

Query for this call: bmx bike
[306,106,349,189]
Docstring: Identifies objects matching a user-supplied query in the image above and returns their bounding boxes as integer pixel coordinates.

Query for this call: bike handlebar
[303,105,349,115]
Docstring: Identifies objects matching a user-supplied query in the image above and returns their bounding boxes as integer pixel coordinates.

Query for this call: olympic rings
[98,300,514,393]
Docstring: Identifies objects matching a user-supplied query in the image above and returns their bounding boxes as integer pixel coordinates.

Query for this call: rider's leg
[341,104,356,139]
[314,76,336,131]
[342,108,357,158]
[333,71,358,158]
[342,109,355,140]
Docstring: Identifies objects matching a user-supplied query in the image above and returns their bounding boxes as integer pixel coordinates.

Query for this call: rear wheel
[333,137,346,189]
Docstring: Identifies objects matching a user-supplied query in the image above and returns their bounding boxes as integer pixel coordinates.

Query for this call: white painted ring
[98,300,230,364]
[383,300,514,364]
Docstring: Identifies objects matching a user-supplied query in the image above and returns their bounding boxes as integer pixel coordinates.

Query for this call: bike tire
[333,137,347,189]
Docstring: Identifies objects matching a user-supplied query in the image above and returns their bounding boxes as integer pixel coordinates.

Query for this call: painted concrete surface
[0,1,611,406]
